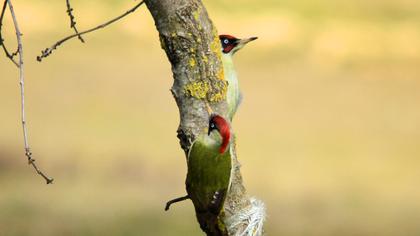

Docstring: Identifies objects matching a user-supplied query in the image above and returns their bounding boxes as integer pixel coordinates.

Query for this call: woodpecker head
[208,114,231,153]
[219,35,258,55]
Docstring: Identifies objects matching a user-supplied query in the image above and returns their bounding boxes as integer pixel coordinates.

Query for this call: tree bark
[145,1,252,235]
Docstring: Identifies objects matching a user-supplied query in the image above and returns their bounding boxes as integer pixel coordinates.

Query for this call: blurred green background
[1,0,420,235]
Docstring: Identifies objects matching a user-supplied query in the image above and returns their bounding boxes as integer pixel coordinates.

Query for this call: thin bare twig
[37,0,145,62]
[7,0,54,184]
[0,0,18,67]
[65,0,84,43]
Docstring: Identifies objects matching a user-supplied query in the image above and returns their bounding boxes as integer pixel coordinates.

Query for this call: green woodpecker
[165,114,232,236]
[219,34,258,120]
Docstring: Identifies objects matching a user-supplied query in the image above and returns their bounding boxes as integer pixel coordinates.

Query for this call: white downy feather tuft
[226,197,266,236]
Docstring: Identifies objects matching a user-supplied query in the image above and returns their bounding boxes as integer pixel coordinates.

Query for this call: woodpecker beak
[238,36,258,46]
[232,36,258,54]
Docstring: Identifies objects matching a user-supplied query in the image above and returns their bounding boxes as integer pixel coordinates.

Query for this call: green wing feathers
[186,136,232,214]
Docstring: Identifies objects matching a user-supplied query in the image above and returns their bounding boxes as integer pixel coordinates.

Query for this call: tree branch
[6,0,54,184]
[65,0,85,43]
[37,0,145,62]
[0,0,19,67]
[145,0,264,235]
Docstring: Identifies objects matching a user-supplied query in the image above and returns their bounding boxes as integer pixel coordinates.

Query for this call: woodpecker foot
[165,195,190,211]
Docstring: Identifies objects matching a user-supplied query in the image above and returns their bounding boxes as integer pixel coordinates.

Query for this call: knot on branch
[177,128,193,154]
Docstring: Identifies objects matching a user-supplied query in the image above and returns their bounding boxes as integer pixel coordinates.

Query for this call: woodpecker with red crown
[165,114,233,236]
[219,34,257,120]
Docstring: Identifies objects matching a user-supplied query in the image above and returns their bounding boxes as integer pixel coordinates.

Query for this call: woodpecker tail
[196,211,228,236]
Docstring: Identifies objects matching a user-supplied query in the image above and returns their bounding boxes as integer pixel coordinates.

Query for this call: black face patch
[208,119,217,135]
[219,35,239,54]
[221,38,232,48]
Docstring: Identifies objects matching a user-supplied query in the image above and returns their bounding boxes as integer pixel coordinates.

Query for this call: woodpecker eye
[210,123,215,129]
[223,39,229,45]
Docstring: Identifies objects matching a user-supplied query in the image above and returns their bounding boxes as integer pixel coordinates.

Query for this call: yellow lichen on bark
[184,81,210,99]
[208,80,227,102]
[183,80,227,102]
[210,31,225,81]
[183,28,227,103]
[189,58,196,67]
[193,9,200,21]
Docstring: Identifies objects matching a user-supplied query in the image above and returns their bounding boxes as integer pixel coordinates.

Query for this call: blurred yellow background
[1,0,420,235]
